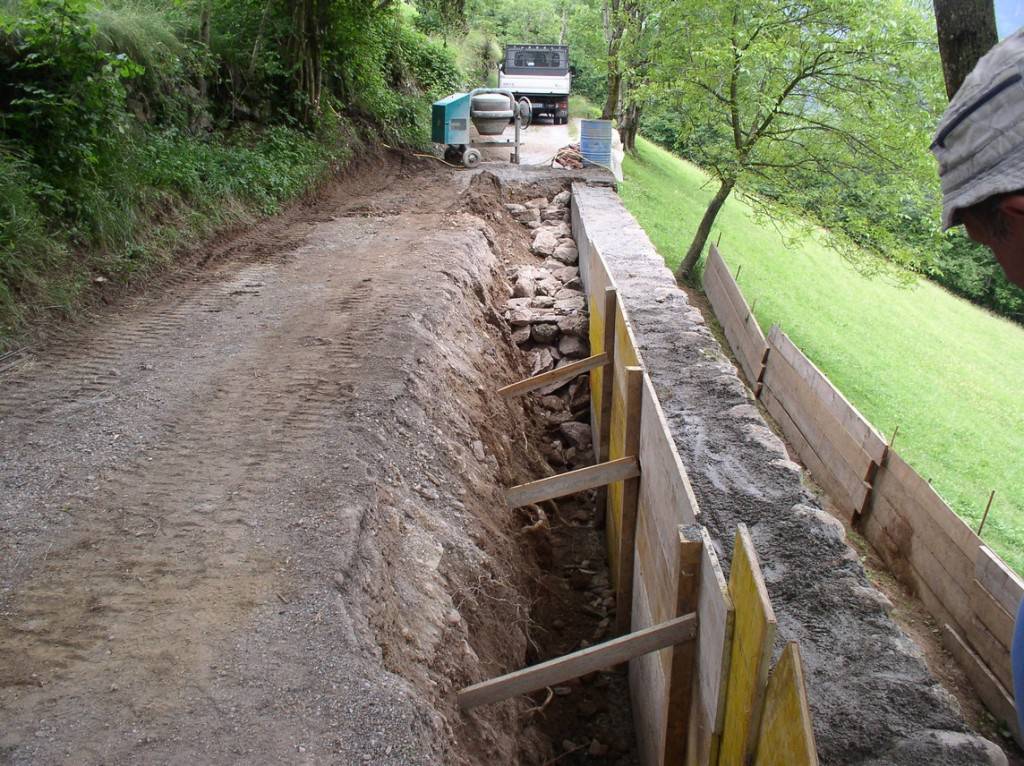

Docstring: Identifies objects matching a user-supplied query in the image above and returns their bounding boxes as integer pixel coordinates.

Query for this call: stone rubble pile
[503,189,593,469]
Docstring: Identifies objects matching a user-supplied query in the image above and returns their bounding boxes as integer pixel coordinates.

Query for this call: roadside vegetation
[568,94,600,121]
[0,0,461,348]
[620,137,1024,575]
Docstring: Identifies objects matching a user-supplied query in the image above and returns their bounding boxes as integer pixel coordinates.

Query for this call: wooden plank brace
[506,457,640,508]
[498,352,609,399]
[458,613,698,710]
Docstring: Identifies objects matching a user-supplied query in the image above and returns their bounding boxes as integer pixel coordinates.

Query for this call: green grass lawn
[619,136,1024,575]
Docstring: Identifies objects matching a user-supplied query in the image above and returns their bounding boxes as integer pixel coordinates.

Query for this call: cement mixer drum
[471,93,514,136]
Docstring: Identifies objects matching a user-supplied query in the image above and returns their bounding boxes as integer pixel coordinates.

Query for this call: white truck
[498,44,571,124]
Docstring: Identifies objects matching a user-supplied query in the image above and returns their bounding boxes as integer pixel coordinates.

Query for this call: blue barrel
[580,119,613,168]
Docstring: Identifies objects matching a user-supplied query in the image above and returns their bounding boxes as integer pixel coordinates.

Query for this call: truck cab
[498,44,570,124]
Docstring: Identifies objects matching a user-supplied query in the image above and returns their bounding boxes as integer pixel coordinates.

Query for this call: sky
[997,0,1024,37]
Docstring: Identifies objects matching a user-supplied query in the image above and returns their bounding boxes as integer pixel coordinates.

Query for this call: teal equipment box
[432,93,471,145]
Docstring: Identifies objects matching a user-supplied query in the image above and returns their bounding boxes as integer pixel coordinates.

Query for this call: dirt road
[0,157,564,764]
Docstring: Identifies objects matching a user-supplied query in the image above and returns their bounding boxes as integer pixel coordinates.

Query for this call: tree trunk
[602,69,621,121]
[601,0,623,121]
[933,0,998,99]
[675,177,736,282]
[620,101,641,152]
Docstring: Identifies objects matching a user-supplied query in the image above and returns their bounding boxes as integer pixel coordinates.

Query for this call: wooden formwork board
[638,375,700,531]
[631,375,703,765]
[753,643,818,766]
[665,532,703,766]
[760,350,876,485]
[877,450,980,557]
[862,456,1018,693]
[972,578,1015,651]
[943,624,1020,744]
[765,326,886,464]
[719,525,777,766]
[977,545,1024,619]
[866,463,976,587]
[628,533,699,766]
[759,327,884,519]
[632,567,671,766]
[863,489,1015,686]
[636,375,701,616]
[703,247,768,387]
[608,363,643,634]
[687,527,734,766]
[759,382,869,520]
[605,301,643,571]
[705,247,768,349]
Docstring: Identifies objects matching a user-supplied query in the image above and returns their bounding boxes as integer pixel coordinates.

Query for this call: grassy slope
[620,136,1024,575]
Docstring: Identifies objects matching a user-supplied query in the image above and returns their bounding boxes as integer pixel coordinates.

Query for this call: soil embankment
[0,155,618,764]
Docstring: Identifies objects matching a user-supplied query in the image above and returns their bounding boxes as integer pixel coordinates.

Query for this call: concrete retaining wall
[571,182,1003,765]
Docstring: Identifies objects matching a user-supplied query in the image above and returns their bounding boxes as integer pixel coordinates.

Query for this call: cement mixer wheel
[462,148,481,169]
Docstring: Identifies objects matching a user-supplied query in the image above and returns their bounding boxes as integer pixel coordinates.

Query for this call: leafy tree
[565,0,608,102]
[647,0,944,281]
[465,0,564,43]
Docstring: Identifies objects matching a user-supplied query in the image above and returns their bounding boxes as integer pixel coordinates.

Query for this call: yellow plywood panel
[605,306,642,595]
[753,643,818,766]
[606,371,628,583]
[616,307,641,367]
[719,525,777,766]
[589,290,608,440]
[609,365,643,634]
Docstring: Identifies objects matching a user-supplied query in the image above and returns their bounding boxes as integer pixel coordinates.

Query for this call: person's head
[932,29,1024,287]
[957,190,1024,285]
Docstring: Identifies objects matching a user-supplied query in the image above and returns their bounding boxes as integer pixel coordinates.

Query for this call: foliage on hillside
[0,0,461,346]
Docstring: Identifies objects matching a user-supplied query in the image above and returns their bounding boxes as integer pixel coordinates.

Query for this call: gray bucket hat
[932,28,1024,230]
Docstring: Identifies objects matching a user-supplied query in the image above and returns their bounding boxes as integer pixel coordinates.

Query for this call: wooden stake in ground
[977,490,996,536]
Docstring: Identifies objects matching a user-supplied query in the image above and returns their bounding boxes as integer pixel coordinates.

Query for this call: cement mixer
[431,88,531,168]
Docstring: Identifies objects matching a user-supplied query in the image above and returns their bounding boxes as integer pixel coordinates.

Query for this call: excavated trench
[453,172,642,765]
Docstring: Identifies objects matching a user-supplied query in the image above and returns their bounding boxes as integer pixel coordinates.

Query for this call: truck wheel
[463,148,482,169]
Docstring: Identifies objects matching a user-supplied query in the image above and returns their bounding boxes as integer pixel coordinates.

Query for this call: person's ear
[998,194,1024,221]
